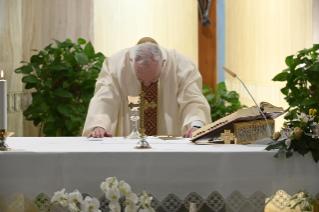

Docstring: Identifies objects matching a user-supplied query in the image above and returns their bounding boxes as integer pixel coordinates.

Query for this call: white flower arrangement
[51,177,155,212]
[266,109,319,163]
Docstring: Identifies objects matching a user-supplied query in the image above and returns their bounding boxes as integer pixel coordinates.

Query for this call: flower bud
[294,127,303,140]
[309,109,313,116]
[313,109,317,115]
[273,132,281,140]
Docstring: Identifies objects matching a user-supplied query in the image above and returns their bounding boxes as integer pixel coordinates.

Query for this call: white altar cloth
[0,137,318,202]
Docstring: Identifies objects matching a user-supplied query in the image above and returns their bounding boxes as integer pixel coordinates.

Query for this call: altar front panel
[0,137,318,212]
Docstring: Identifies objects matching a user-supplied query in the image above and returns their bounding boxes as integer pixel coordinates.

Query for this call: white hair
[133,42,163,68]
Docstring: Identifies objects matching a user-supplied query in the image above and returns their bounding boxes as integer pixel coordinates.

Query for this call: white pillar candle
[0,70,7,129]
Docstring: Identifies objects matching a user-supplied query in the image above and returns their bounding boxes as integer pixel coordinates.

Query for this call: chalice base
[134,136,152,149]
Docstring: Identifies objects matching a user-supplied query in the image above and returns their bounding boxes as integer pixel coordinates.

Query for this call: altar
[0,137,318,212]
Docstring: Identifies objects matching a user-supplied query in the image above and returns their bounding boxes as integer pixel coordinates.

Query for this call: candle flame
[1,70,3,79]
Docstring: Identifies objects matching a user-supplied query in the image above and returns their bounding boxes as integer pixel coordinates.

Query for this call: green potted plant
[15,38,106,136]
[202,82,246,121]
[266,44,319,163]
[272,44,319,120]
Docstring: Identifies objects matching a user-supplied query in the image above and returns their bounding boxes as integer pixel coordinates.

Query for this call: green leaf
[45,113,56,122]
[32,94,44,105]
[274,146,287,158]
[285,55,294,66]
[43,122,55,135]
[43,80,52,87]
[75,52,88,65]
[286,148,294,158]
[202,85,213,94]
[65,120,73,131]
[60,41,75,48]
[205,93,215,101]
[53,88,73,98]
[63,81,71,88]
[78,38,86,45]
[31,63,41,74]
[309,140,319,150]
[53,39,62,48]
[84,41,95,59]
[215,82,227,96]
[25,83,36,89]
[16,65,33,74]
[272,72,288,81]
[281,87,289,95]
[22,75,39,83]
[37,102,50,113]
[301,98,318,105]
[50,63,70,70]
[57,104,73,116]
[33,118,42,126]
[30,55,43,64]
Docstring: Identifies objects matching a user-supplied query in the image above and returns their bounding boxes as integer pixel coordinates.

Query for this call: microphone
[222,66,271,137]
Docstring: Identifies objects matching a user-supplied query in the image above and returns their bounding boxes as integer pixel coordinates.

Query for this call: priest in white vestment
[83,38,211,138]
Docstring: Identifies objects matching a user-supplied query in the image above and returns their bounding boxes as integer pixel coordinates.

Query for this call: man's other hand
[87,127,113,138]
[183,127,199,138]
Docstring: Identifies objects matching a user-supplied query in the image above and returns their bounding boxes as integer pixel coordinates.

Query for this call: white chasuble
[82,45,211,136]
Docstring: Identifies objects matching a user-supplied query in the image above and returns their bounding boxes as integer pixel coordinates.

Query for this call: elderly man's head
[131,42,165,87]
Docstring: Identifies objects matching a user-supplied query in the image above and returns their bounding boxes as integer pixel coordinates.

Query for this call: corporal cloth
[83,42,211,136]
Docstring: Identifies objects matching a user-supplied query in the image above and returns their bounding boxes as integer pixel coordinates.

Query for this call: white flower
[126,191,138,204]
[68,190,83,204]
[125,199,137,212]
[312,123,319,138]
[100,182,108,192]
[119,181,131,196]
[51,188,68,207]
[106,186,120,202]
[139,207,155,212]
[285,139,291,148]
[280,128,293,139]
[109,201,121,212]
[81,196,100,212]
[297,113,309,122]
[140,191,154,211]
[68,203,80,212]
[106,177,118,188]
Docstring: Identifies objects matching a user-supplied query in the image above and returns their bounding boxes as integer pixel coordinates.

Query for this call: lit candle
[0,70,7,129]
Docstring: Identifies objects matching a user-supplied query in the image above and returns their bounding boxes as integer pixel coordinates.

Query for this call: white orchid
[297,113,309,122]
[280,128,293,139]
[139,191,154,212]
[106,186,120,202]
[119,180,131,196]
[109,201,121,212]
[285,139,292,148]
[68,190,83,204]
[51,188,68,207]
[68,203,80,212]
[81,196,101,212]
[126,191,138,204]
[125,199,137,212]
[106,177,119,188]
[100,181,108,192]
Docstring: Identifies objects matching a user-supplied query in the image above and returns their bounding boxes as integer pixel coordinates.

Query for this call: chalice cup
[125,107,141,139]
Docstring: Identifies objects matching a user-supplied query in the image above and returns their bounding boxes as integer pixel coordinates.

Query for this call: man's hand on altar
[87,127,113,138]
[182,127,198,138]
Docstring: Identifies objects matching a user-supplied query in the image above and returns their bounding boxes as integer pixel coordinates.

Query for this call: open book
[191,102,286,142]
